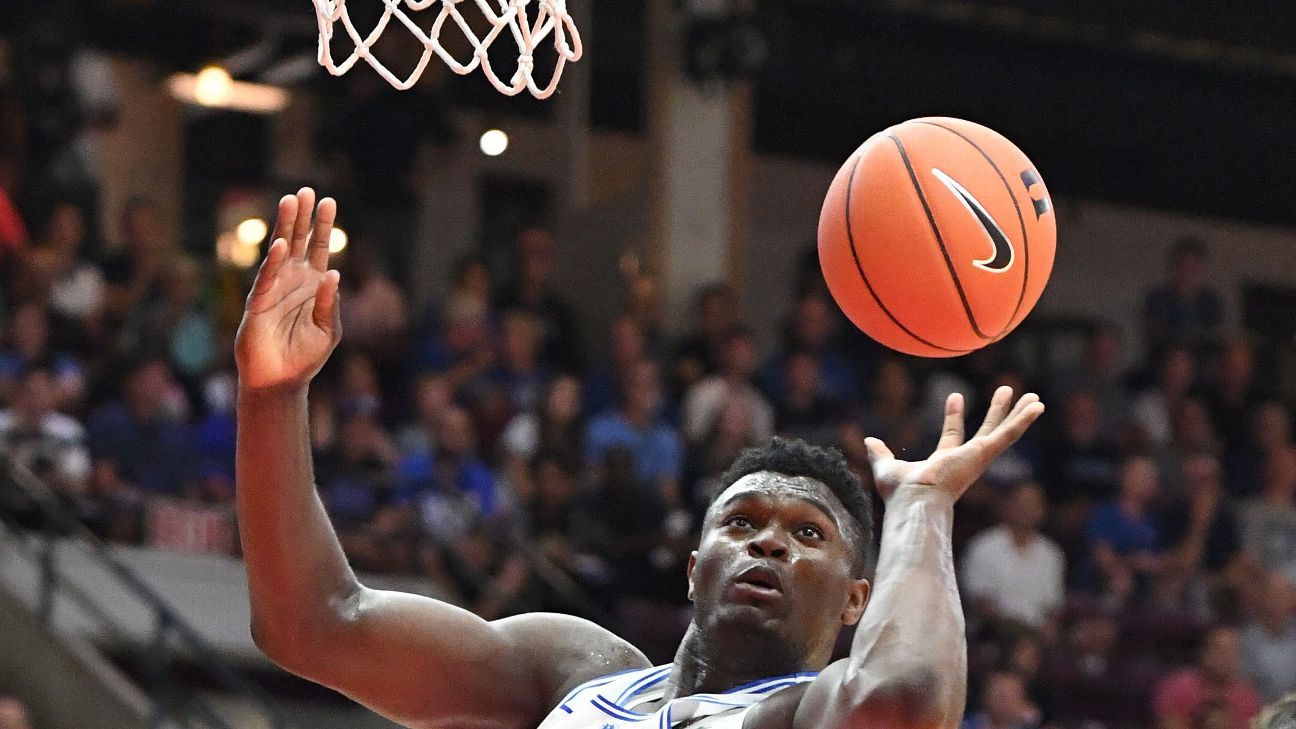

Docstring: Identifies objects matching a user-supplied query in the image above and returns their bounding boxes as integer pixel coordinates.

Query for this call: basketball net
[313,0,583,99]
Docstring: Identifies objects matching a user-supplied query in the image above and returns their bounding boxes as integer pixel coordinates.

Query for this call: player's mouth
[730,565,784,600]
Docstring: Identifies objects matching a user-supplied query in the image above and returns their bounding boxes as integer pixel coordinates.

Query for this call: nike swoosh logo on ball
[931,167,1015,273]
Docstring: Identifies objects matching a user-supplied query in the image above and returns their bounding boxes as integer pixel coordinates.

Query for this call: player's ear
[686,551,698,602]
[841,578,870,625]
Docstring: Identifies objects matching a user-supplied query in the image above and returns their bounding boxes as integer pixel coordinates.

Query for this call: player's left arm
[793,387,1045,729]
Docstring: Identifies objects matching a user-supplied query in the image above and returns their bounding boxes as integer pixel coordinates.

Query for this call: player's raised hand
[865,386,1044,502]
[235,188,342,391]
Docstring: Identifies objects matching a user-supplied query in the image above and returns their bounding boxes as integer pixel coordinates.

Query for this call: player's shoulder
[494,612,652,712]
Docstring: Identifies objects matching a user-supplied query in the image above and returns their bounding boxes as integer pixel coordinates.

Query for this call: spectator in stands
[496,228,583,373]
[961,480,1065,634]
[334,349,387,422]
[622,271,666,362]
[0,182,29,266]
[772,348,845,447]
[1086,455,1165,604]
[762,293,859,403]
[1209,338,1264,457]
[1153,625,1263,729]
[0,696,31,729]
[997,630,1054,722]
[499,374,584,481]
[397,406,507,543]
[192,370,237,501]
[27,198,104,340]
[1157,453,1243,610]
[1142,236,1224,352]
[960,670,1042,729]
[584,314,650,418]
[1237,447,1296,583]
[396,372,453,459]
[449,254,492,314]
[0,301,85,407]
[315,408,402,571]
[0,365,90,497]
[102,196,168,326]
[1039,388,1121,513]
[86,357,197,541]
[470,308,552,415]
[683,326,773,446]
[670,282,738,394]
[1132,345,1200,451]
[586,359,682,505]
[421,294,495,396]
[1161,397,1222,476]
[581,446,687,603]
[684,396,763,516]
[338,238,409,360]
[120,256,216,381]
[855,357,923,455]
[1240,572,1296,702]
[1055,323,1131,437]
[1043,608,1155,725]
[1228,401,1295,498]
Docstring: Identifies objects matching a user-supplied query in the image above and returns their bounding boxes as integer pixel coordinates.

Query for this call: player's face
[688,472,869,666]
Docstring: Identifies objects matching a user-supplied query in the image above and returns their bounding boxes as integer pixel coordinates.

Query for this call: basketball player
[236,188,1046,729]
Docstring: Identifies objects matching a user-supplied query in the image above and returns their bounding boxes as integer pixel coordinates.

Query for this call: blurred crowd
[1,34,1294,729]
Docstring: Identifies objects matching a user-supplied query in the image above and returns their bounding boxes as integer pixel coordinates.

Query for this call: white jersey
[536,665,818,729]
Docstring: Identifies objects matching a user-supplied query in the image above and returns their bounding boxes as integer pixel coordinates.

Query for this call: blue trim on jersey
[616,666,672,704]
[556,667,646,713]
[592,695,654,722]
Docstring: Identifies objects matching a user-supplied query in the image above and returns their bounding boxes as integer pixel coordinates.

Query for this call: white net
[313,0,583,99]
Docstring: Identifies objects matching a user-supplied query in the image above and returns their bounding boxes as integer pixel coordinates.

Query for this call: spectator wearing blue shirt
[86,357,197,542]
[761,293,859,405]
[396,406,506,544]
[586,359,682,505]
[1086,455,1166,605]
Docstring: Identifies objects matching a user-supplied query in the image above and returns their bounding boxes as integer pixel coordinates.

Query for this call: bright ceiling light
[329,227,348,254]
[236,218,268,245]
[479,129,509,157]
[168,71,290,114]
[194,65,234,106]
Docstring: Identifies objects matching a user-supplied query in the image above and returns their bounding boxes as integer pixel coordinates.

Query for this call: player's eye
[724,516,753,529]
[796,525,824,540]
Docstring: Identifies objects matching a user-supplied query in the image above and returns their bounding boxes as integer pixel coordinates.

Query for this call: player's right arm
[235,189,648,729]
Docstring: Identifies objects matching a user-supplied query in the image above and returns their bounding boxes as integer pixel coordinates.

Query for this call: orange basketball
[818,117,1056,357]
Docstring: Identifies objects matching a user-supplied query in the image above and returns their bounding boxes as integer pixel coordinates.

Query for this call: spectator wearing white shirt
[682,326,774,446]
[0,366,90,496]
[1240,572,1296,702]
[962,480,1066,634]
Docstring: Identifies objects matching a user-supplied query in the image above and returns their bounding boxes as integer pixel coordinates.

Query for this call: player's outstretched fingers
[312,269,342,333]
[1002,392,1041,426]
[936,392,966,450]
[272,195,297,248]
[974,386,1015,439]
[307,198,337,271]
[247,238,288,306]
[983,397,1045,455]
[289,187,316,258]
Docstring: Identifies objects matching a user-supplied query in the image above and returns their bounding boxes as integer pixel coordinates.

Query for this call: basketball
[818,117,1056,358]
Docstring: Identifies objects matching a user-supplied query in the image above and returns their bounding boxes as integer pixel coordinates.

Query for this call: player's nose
[747,529,789,560]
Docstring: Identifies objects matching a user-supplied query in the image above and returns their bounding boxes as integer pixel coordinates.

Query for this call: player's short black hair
[712,437,874,577]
